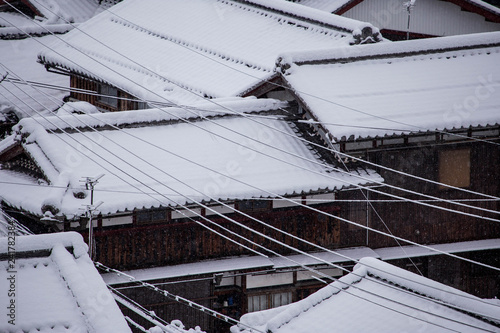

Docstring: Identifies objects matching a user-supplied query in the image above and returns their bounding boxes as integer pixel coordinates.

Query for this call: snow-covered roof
[0,0,109,38]
[232,257,500,333]
[0,232,131,333]
[38,0,381,105]
[0,0,101,24]
[279,31,500,141]
[0,36,69,118]
[0,98,382,218]
[292,0,500,19]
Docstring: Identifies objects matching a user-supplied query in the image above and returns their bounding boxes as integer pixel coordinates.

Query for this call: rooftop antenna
[403,0,416,40]
[81,174,105,260]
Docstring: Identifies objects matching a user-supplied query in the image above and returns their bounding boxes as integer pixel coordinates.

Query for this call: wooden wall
[70,75,141,111]
[337,140,500,249]
[90,204,341,270]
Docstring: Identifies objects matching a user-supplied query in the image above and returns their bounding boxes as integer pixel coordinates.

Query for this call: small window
[136,101,149,110]
[136,208,169,224]
[439,148,470,189]
[98,84,119,108]
[248,294,268,313]
[238,200,270,212]
[247,291,292,313]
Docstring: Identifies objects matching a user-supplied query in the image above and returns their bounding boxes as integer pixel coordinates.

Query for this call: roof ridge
[74,43,217,98]
[109,16,274,74]
[277,31,500,71]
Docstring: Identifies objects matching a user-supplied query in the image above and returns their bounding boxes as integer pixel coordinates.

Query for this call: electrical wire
[2,3,500,318]
[0,21,500,316]
[3,5,499,222]
[14,7,499,219]
[2,14,500,304]
[0,67,500,324]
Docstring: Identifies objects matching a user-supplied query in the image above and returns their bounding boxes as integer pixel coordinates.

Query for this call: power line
[2,19,500,288]
[3,61,500,328]
[4,4,499,220]
[2,22,500,310]
[3,7,500,316]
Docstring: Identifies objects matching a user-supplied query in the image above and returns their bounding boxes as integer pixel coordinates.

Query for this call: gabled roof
[293,0,500,22]
[38,0,381,105]
[0,232,131,332]
[278,31,500,141]
[231,257,500,333]
[0,98,382,218]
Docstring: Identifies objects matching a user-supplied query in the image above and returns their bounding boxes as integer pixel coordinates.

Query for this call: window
[98,84,119,108]
[439,148,470,189]
[247,291,292,312]
[136,208,169,224]
[238,200,270,212]
[136,101,149,110]
[248,294,267,313]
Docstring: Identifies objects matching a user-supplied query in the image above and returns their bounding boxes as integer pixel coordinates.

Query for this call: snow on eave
[333,123,500,143]
[239,0,380,36]
[449,0,500,21]
[0,23,74,39]
[16,97,289,132]
[276,31,500,71]
[0,231,88,257]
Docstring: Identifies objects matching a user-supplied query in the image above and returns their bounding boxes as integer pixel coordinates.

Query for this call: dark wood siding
[339,140,500,249]
[87,204,340,270]
[70,75,143,111]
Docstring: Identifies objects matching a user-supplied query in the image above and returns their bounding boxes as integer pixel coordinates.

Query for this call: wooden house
[231,257,500,333]
[289,0,500,40]
[267,31,500,299]
[37,0,382,112]
[0,97,382,332]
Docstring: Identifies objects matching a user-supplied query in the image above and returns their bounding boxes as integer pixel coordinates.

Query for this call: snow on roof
[291,0,500,17]
[0,35,69,118]
[0,0,107,38]
[232,257,500,333]
[27,0,100,24]
[286,0,353,14]
[0,98,382,218]
[279,31,500,141]
[38,0,381,105]
[0,232,131,333]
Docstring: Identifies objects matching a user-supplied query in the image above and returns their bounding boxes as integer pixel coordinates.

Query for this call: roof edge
[277,31,500,71]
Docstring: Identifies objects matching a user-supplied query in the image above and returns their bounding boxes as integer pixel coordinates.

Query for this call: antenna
[80,175,105,260]
[403,0,416,40]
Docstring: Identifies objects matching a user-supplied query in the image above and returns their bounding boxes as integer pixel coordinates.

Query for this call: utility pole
[81,174,104,260]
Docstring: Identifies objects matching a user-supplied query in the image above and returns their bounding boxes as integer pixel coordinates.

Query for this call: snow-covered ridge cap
[0,231,88,258]
[237,0,381,36]
[276,31,500,71]
[14,98,289,133]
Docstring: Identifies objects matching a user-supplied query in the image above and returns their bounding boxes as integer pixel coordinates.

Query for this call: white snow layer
[0,36,69,118]
[0,102,382,217]
[0,232,131,333]
[281,31,500,141]
[232,257,500,333]
[37,0,379,105]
